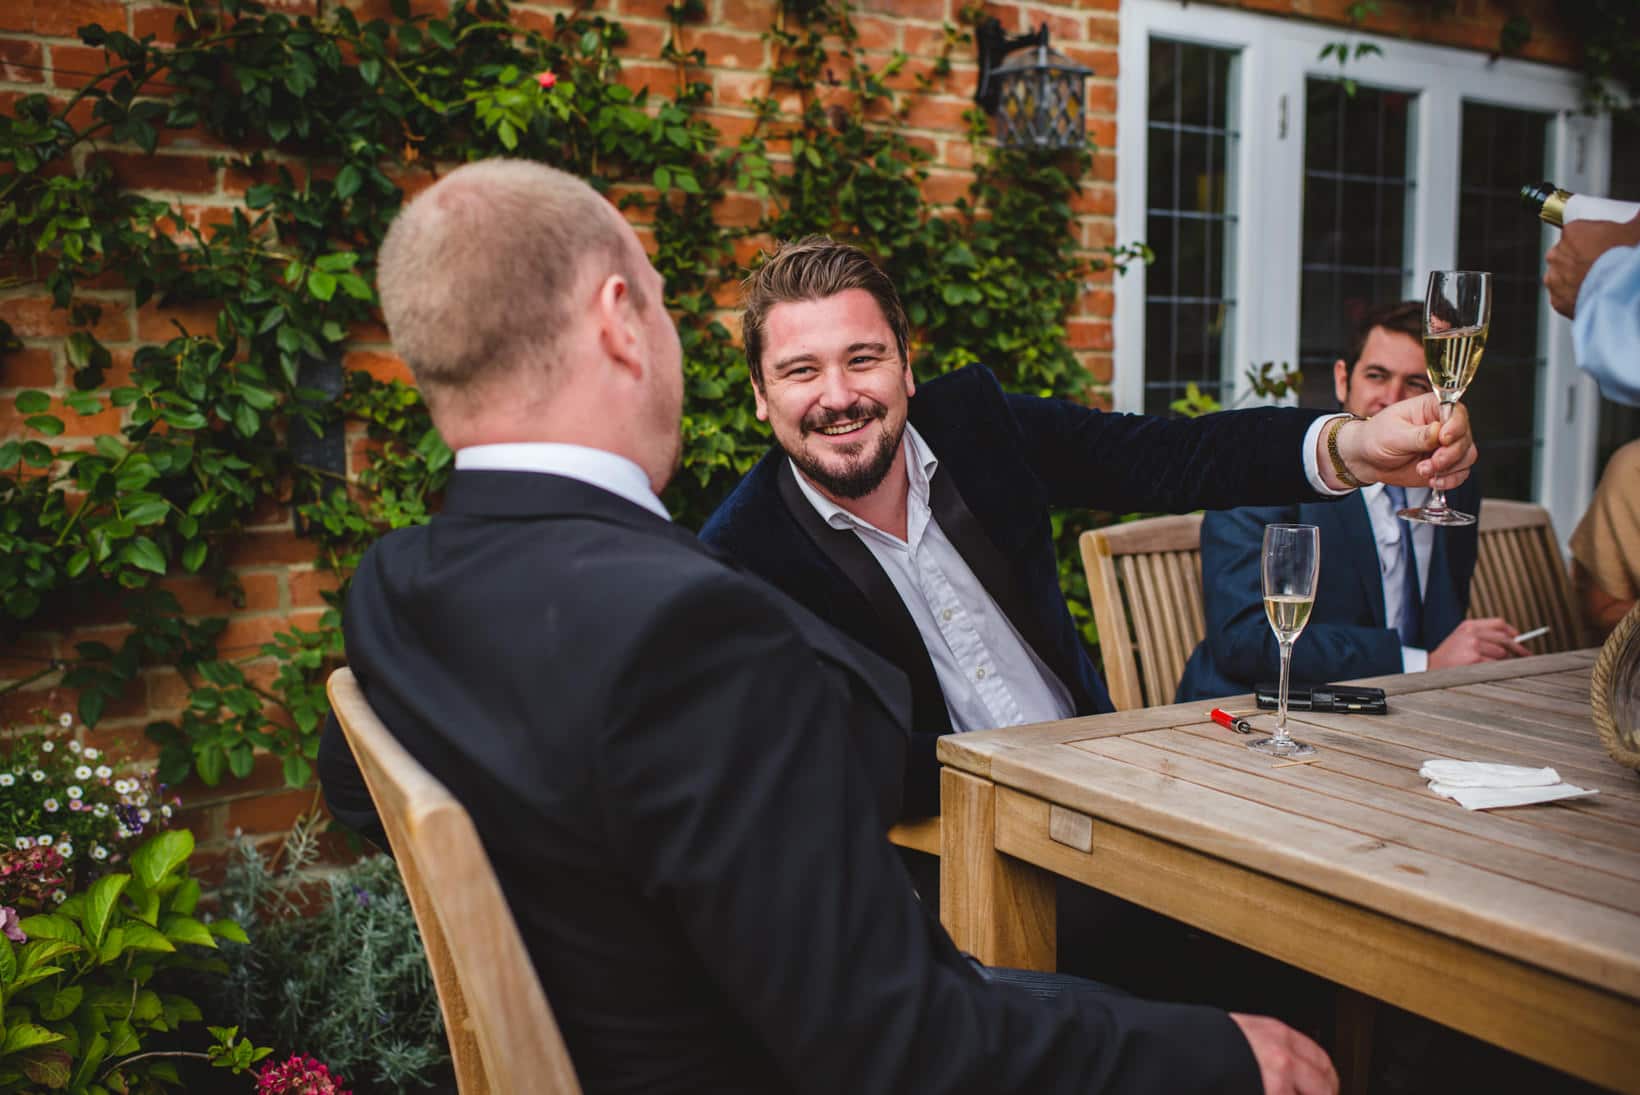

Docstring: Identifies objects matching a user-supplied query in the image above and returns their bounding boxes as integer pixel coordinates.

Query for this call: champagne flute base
[1247,736,1316,758]
[1397,505,1476,527]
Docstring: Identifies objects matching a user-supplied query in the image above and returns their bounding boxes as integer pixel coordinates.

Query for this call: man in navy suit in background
[1177,300,1528,704]
[703,241,1479,821]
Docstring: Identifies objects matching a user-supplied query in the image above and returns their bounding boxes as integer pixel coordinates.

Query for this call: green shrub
[0,828,259,1093]
[211,820,450,1094]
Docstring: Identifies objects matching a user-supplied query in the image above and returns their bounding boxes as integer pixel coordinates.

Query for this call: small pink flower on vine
[535,70,558,90]
[0,905,25,943]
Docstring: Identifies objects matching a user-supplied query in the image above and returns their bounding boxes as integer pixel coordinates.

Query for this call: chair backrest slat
[1470,500,1584,653]
[326,669,584,1095]
[1081,514,1205,710]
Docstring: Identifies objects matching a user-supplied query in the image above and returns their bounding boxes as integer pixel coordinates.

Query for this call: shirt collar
[454,443,671,521]
[788,423,938,533]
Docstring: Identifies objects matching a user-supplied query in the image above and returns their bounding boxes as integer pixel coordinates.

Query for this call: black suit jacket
[1175,482,1481,701]
[701,364,1329,816]
[319,469,1259,1095]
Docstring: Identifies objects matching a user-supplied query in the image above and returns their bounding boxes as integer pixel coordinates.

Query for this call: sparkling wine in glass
[1400,270,1490,527]
[1252,524,1320,758]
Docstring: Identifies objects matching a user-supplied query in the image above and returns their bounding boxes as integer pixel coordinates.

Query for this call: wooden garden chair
[1079,514,1206,711]
[1468,498,1587,653]
[326,668,584,1095]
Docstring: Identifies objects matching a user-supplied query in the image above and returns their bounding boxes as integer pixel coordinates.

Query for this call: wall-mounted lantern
[974,18,1092,150]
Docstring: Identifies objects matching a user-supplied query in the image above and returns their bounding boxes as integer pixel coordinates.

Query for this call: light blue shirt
[454,443,670,520]
[1573,244,1640,408]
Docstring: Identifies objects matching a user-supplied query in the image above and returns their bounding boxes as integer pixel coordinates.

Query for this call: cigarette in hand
[1513,625,1550,644]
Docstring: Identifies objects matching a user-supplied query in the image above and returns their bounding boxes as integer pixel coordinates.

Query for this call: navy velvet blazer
[702,364,1330,817]
[319,470,1261,1095]
[1174,481,1481,703]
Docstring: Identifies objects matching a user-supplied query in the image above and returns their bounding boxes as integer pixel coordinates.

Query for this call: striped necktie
[1383,485,1423,647]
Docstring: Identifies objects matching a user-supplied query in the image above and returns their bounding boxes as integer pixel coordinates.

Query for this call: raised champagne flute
[1400,270,1490,526]
[1251,523,1320,758]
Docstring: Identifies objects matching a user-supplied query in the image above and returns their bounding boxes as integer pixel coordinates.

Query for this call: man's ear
[752,374,769,422]
[902,361,916,400]
[596,273,643,379]
[1333,358,1351,407]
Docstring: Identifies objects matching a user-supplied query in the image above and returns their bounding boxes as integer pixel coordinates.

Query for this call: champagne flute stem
[1276,640,1293,739]
[1426,398,1455,515]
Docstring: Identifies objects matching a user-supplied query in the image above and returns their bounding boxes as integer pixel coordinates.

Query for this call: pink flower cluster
[0,846,66,911]
[255,1054,352,1095]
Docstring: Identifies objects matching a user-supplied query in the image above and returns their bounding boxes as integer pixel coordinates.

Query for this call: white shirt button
[975,667,986,680]
[942,608,953,621]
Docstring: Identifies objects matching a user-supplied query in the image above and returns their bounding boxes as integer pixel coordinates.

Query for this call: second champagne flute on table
[1400,269,1490,527]
[1252,523,1320,758]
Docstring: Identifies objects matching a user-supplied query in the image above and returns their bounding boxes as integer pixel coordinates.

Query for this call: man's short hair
[739,236,910,386]
[376,159,645,408]
[1343,299,1423,372]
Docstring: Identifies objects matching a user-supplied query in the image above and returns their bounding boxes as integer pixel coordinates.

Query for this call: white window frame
[1115,0,1604,538]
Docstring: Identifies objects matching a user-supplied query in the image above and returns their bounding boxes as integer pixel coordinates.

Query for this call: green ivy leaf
[159,915,215,949]
[208,920,249,945]
[334,164,363,200]
[81,873,130,949]
[122,537,167,574]
[307,270,337,301]
[0,1023,65,1057]
[38,985,83,1022]
[24,414,64,437]
[132,830,193,891]
[0,935,13,982]
[181,540,208,573]
[15,390,50,414]
[121,923,176,954]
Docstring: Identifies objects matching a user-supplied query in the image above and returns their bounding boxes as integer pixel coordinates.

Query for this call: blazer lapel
[1319,493,1387,627]
[928,468,1088,710]
[776,461,950,733]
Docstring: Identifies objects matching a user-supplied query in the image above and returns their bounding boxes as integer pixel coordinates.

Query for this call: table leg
[1335,986,1377,1095]
[938,767,1056,970]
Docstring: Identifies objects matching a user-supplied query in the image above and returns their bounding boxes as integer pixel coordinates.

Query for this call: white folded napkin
[1418,759,1597,810]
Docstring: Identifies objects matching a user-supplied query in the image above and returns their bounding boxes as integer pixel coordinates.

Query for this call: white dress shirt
[455,443,671,520]
[789,425,1076,733]
[1359,481,1433,671]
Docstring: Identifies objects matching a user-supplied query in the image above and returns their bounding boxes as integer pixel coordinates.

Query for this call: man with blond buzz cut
[702,237,1479,820]
[318,161,1339,1095]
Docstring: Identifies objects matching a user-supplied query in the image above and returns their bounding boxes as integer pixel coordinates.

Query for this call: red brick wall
[0,0,1579,871]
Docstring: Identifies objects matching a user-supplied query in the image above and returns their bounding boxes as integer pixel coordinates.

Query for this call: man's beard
[789,400,902,500]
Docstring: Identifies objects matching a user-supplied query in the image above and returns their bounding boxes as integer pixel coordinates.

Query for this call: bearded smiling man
[702,237,1480,823]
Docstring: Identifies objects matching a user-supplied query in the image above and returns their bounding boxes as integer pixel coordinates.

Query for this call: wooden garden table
[934,650,1640,1093]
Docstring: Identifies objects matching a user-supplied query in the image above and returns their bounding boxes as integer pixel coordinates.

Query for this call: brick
[1086,12,1119,44]
[2,347,58,389]
[1023,8,1086,42]
[342,349,413,386]
[0,38,45,83]
[852,14,903,50]
[680,28,766,68]
[1070,0,1120,9]
[224,529,320,568]
[1087,116,1116,149]
[712,191,766,228]
[346,315,392,345]
[980,2,1027,32]
[224,787,316,835]
[159,571,280,615]
[1067,318,1113,351]
[244,492,289,528]
[613,61,679,97]
[617,0,678,21]
[921,170,972,205]
[621,20,671,58]
[0,295,131,341]
[901,95,975,133]
[46,44,116,91]
[701,109,758,143]
[156,125,228,152]
[344,0,449,19]
[712,69,769,109]
[144,667,193,713]
[1079,215,1114,247]
[1059,43,1117,77]
[213,614,292,658]
[135,299,221,341]
[1069,183,1115,216]
[717,0,773,27]
[0,632,58,682]
[1090,149,1115,182]
[289,566,339,609]
[2,0,126,38]
[1079,286,1114,318]
[131,4,192,44]
[858,0,949,21]
[221,159,304,195]
[1085,79,1116,114]
[101,151,218,194]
